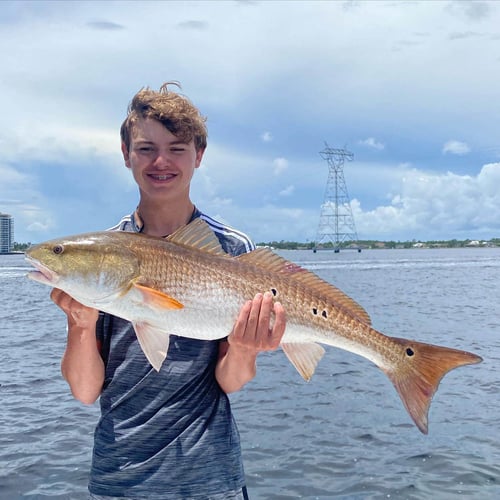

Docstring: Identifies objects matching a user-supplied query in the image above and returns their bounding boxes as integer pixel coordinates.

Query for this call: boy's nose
[153,151,170,168]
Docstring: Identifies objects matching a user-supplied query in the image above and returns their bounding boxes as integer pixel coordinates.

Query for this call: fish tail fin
[385,338,482,434]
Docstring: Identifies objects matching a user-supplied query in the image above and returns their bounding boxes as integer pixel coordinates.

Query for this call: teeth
[151,174,171,180]
[157,175,168,180]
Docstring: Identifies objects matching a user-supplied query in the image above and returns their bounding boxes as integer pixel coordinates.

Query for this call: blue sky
[1,0,500,244]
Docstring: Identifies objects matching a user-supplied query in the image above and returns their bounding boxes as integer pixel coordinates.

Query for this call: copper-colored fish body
[26,219,482,433]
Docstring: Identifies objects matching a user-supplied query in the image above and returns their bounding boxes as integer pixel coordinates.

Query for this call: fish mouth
[25,256,59,285]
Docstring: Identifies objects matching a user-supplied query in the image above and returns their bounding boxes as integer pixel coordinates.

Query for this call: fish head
[25,232,140,306]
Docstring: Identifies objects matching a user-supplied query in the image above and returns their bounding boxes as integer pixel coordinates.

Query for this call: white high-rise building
[0,212,14,253]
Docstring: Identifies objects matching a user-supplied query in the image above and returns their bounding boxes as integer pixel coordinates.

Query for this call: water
[1,249,499,499]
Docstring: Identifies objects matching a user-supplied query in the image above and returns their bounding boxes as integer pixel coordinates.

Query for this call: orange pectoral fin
[133,283,184,310]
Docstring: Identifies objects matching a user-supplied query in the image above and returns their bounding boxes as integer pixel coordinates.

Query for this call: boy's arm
[51,289,105,404]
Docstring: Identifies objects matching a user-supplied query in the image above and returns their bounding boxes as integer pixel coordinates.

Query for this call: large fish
[26,219,481,433]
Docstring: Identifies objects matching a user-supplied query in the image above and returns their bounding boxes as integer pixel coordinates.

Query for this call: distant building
[0,212,14,253]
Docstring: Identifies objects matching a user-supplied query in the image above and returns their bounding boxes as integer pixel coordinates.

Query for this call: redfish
[26,219,482,433]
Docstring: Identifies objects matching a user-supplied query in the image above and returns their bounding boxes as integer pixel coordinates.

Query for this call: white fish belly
[106,286,243,341]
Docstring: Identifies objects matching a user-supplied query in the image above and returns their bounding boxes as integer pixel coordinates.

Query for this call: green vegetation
[257,240,316,250]
[257,238,500,250]
[11,242,31,252]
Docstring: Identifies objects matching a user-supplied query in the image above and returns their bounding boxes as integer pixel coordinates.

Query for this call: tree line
[256,238,500,250]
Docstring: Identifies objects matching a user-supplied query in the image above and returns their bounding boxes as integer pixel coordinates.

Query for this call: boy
[51,82,286,499]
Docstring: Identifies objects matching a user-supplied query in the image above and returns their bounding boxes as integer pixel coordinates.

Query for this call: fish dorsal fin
[166,218,227,257]
[238,248,372,325]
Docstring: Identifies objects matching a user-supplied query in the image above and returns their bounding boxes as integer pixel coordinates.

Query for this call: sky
[1,0,500,244]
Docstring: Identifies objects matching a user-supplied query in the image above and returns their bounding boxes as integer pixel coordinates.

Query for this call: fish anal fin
[166,218,227,256]
[385,337,483,434]
[281,342,326,381]
[133,321,171,371]
[133,282,184,310]
[238,249,372,326]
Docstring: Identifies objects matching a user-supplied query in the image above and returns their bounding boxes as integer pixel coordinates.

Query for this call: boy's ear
[195,147,205,168]
[121,142,131,167]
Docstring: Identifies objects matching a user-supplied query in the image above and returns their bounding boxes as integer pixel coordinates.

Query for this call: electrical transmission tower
[314,142,360,253]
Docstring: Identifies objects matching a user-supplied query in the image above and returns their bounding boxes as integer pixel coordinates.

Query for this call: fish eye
[53,244,64,255]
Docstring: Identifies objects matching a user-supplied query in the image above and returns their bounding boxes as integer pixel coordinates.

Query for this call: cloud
[272,158,288,176]
[86,20,125,31]
[0,163,56,241]
[352,162,500,240]
[448,31,482,40]
[279,185,295,197]
[27,221,51,232]
[358,137,385,151]
[442,140,471,155]
[446,1,492,22]
[176,20,208,31]
[238,205,314,243]
[261,131,273,142]
[0,121,136,241]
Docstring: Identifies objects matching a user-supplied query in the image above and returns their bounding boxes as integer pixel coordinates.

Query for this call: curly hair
[120,82,208,152]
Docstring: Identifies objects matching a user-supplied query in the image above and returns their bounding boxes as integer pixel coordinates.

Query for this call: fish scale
[26,218,482,434]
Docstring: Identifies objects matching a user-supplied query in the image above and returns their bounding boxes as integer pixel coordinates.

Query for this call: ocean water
[0,248,498,499]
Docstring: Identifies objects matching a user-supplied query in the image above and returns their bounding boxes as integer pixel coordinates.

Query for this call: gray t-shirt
[89,209,254,498]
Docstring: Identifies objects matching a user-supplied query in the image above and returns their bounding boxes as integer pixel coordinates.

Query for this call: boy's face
[122,118,204,203]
